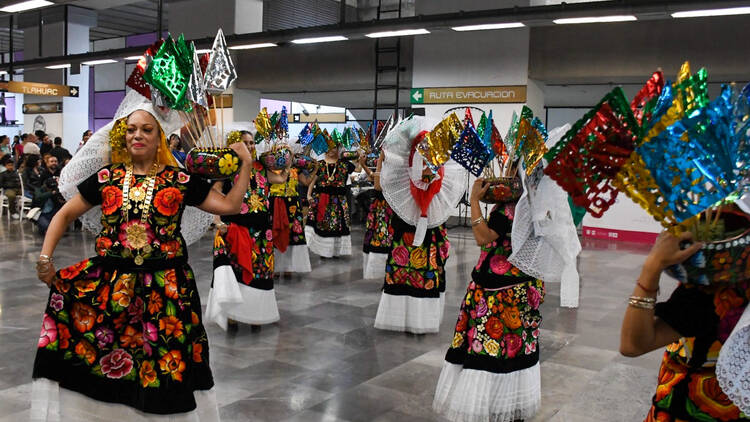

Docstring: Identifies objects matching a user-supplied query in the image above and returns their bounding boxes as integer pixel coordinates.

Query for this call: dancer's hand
[230,142,253,165]
[470,178,489,203]
[36,260,56,287]
[644,231,703,273]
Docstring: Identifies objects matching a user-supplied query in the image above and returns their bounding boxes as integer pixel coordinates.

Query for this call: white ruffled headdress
[58,90,214,245]
[380,115,468,245]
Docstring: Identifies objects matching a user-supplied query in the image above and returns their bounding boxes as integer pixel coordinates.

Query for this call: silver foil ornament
[187,42,208,107]
[203,28,237,95]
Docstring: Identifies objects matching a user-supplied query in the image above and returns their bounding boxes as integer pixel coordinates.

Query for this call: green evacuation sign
[410,88,424,104]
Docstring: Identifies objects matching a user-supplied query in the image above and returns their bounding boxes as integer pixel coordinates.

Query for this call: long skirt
[374,218,450,334]
[433,279,545,422]
[269,195,311,273]
[362,191,394,279]
[205,219,279,330]
[32,256,216,417]
[306,188,352,257]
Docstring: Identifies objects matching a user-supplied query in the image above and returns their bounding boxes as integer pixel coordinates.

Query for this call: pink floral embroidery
[489,255,512,275]
[99,349,134,379]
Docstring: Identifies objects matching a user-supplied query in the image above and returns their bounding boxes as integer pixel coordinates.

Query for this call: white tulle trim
[205,266,279,329]
[274,245,311,273]
[362,252,388,279]
[509,140,581,308]
[433,361,541,422]
[373,292,445,334]
[717,304,750,415]
[304,227,352,257]
[30,378,219,422]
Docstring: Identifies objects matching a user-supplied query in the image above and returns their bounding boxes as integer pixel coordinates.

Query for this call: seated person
[21,154,43,198]
[39,154,61,182]
[49,137,72,164]
[0,156,22,218]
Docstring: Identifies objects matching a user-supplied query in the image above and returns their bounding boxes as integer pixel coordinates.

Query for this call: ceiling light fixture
[452,22,525,31]
[45,64,71,69]
[553,15,637,24]
[82,59,118,66]
[366,28,430,38]
[228,42,278,50]
[195,49,212,54]
[291,36,348,44]
[672,6,750,18]
[0,0,53,13]
[123,56,143,61]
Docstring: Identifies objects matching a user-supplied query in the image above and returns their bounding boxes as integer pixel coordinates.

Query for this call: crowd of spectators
[0,129,90,233]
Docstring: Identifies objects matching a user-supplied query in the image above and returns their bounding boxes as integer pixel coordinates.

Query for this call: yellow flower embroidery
[483,339,500,356]
[452,333,464,348]
[218,154,239,175]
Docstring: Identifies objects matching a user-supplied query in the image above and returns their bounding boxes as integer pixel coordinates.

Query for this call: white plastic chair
[0,188,9,220]
[18,177,32,220]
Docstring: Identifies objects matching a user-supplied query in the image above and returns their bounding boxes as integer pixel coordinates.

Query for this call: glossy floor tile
[0,219,672,421]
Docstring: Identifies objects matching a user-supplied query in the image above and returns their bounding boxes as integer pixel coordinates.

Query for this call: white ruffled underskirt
[373,292,445,334]
[362,252,388,279]
[304,226,352,257]
[30,378,219,422]
[433,361,541,422]
[274,245,312,273]
[205,266,280,330]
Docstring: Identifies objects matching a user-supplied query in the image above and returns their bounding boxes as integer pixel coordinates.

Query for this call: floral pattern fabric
[383,215,450,297]
[306,160,354,237]
[213,161,274,287]
[269,169,306,246]
[33,164,214,414]
[444,204,544,373]
[363,191,394,254]
[647,280,750,421]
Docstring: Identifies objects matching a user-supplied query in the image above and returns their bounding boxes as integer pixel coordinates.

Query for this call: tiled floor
[0,219,676,421]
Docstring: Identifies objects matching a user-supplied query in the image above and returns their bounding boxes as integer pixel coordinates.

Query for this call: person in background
[169,133,186,165]
[76,129,92,153]
[49,137,71,164]
[12,135,22,164]
[21,154,42,198]
[0,155,22,218]
[23,132,40,156]
[0,135,10,156]
[37,131,52,156]
[40,154,60,182]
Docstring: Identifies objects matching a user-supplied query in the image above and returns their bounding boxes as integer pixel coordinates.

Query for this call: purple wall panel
[94,118,111,132]
[94,91,125,119]
[13,51,22,62]
[5,97,15,122]
[126,32,167,48]
[88,67,95,131]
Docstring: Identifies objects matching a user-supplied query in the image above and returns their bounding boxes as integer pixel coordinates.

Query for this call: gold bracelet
[628,298,656,310]
[629,295,656,303]
[471,217,485,227]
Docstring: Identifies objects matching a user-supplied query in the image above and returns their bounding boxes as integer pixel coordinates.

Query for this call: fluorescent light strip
[0,0,53,13]
[672,6,750,18]
[291,35,348,44]
[82,59,118,66]
[366,28,430,38]
[553,15,637,24]
[124,56,143,61]
[0,71,7,75]
[195,49,212,54]
[45,64,71,69]
[452,22,525,31]
[228,42,277,50]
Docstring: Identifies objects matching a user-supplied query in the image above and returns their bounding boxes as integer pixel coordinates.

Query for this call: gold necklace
[325,161,337,181]
[121,162,159,265]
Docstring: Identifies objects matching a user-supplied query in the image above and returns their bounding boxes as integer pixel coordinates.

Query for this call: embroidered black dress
[33,164,214,414]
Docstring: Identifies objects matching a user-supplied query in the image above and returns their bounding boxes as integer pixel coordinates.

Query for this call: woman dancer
[374,117,466,334]
[33,92,253,418]
[620,207,750,422]
[305,141,356,258]
[269,145,313,276]
[206,130,282,329]
[434,177,545,422]
[361,151,394,279]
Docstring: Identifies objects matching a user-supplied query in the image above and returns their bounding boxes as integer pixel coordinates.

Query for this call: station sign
[0,81,79,97]
[410,85,526,104]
